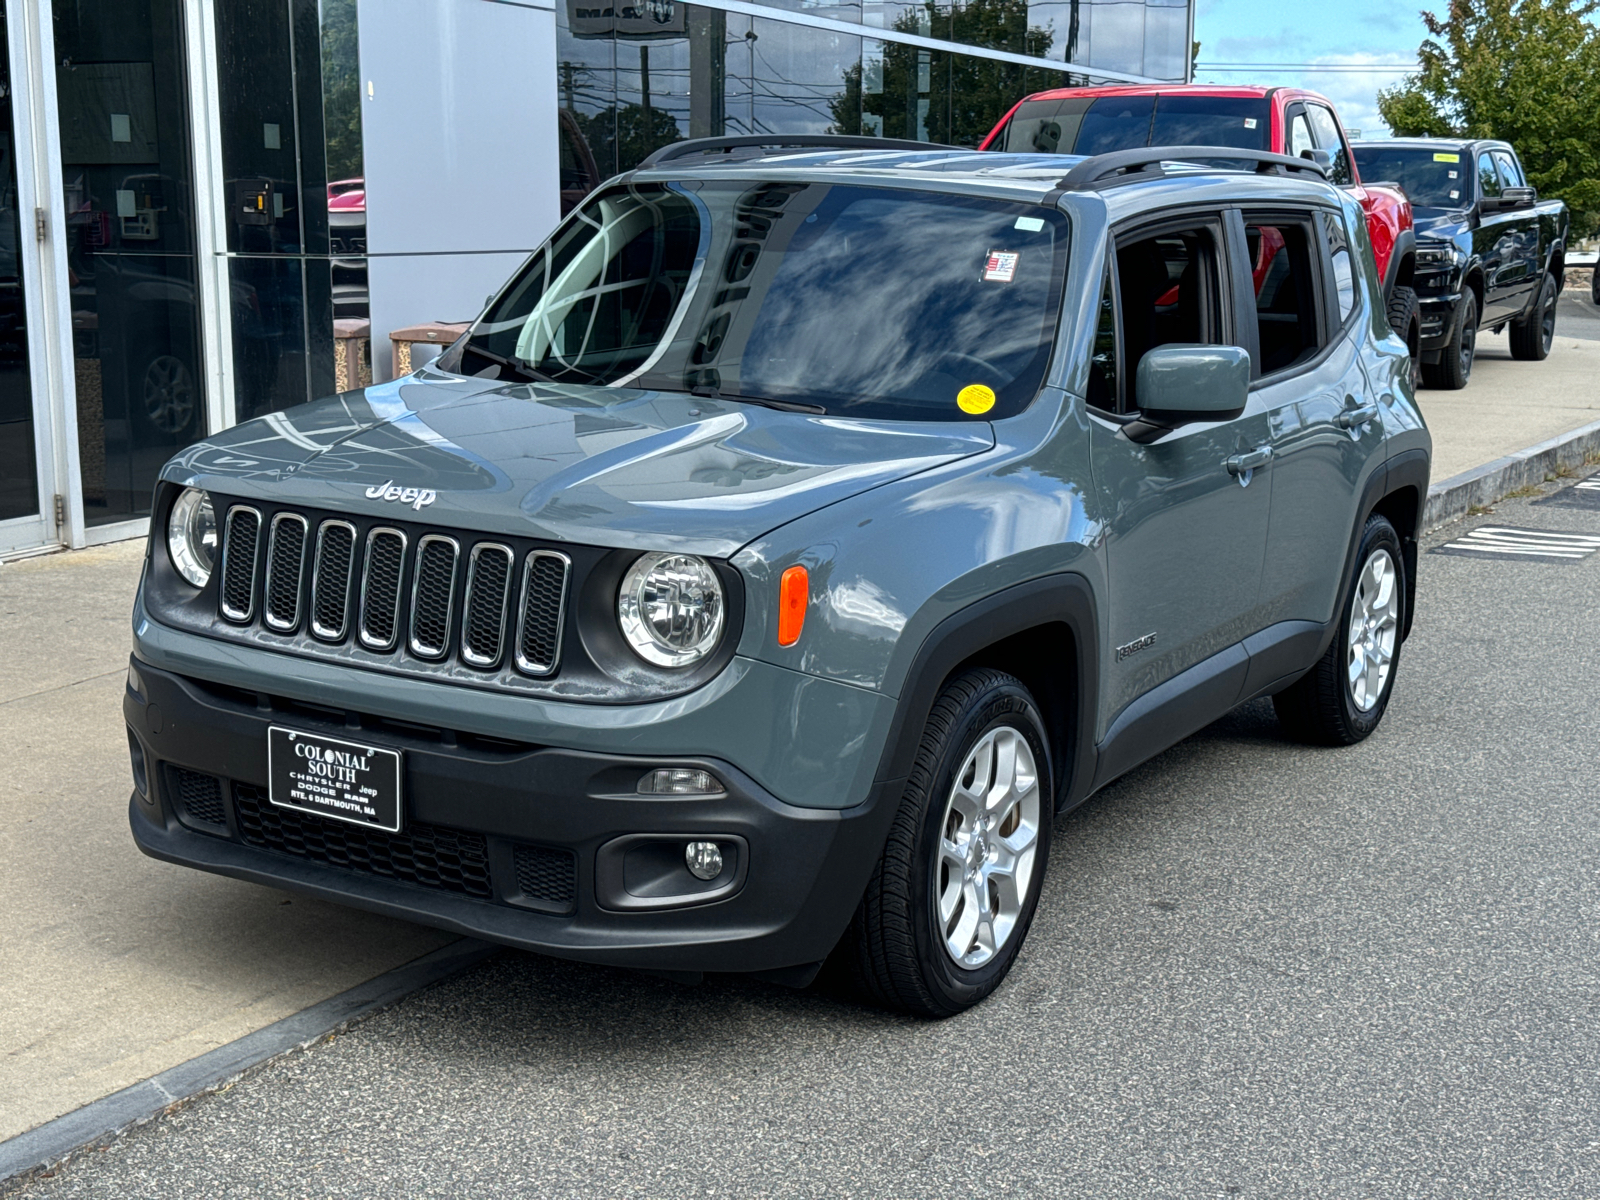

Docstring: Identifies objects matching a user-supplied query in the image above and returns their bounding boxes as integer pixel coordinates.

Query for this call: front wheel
[1387,285,1421,366]
[1421,292,1477,390]
[1508,273,1557,361]
[1274,514,1406,746]
[839,668,1052,1017]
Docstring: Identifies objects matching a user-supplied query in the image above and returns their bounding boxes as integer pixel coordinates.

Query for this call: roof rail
[1053,145,1330,191]
[637,135,965,168]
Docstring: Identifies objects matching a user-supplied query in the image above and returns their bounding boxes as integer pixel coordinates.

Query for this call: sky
[1189,0,1444,138]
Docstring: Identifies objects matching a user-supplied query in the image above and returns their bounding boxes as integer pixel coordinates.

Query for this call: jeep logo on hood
[365,480,437,511]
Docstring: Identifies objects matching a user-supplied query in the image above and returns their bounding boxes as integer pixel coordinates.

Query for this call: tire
[838,668,1053,1018]
[1386,284,1421,365]
[1273,514,1406,746]
[1508,272,1557,361]
[133,352,200,438]
[1420,291,1477,390]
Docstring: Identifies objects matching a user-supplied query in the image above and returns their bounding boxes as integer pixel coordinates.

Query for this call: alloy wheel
[1540,285,1557,354]
[1459,319,1476,381]
[1347,548,1400,712]
[143,354,197,434]
[935,726,1041,968]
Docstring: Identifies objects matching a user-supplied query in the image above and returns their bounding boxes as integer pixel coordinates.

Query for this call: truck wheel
[1421,292,1476,389]
[1508,273,1557,361]
[1273,514,1406,746]
[1386,285,1421,364]
[841,668,1052,1018]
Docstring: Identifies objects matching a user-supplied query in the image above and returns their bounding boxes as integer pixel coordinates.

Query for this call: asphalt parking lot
[11,471,1600,1199]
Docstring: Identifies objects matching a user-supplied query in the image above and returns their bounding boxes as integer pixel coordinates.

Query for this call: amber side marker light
[778,564,808,647]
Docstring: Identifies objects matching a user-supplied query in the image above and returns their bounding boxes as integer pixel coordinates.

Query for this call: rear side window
[1322,210,1356,325]
[1243,214,1324,374]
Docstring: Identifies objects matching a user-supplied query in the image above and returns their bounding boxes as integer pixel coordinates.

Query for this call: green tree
[828,0,1067,147]
[1377,0,1600,233]
[320,0,363,183]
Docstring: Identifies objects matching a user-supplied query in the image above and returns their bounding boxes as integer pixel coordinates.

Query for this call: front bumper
[125,659,902,976]
[1417,290,1464,352]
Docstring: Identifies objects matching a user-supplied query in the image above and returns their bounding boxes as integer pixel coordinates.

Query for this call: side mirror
[1499,185,1537,209]
[1125,344,1251,444]
[1299,148,1333,172]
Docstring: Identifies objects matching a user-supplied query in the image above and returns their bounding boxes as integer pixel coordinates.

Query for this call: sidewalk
[0,542,451,1144]
[4,302,1600,1150]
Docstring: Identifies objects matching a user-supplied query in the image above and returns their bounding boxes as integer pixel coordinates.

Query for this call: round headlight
[167,488,217,588]
[618,552,725,668]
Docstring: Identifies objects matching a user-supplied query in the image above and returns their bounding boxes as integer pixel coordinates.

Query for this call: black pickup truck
[1351,138,1569,389]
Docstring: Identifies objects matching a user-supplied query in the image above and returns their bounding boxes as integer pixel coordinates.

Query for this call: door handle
[1225,446,1272,476]
[1334,403,1379,430]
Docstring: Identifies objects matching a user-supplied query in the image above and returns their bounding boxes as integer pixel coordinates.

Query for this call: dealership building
[0,0,1190,558]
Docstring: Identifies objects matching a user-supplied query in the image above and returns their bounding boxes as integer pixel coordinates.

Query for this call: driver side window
[1107,223,1226,413]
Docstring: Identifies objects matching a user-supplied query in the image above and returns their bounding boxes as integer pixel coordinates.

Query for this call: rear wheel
[1387,285,1421,365]
[1421,291,1477,390]
[1509,273,1557,361]
[1274,514,1406,746]
[839,668,1052,1018]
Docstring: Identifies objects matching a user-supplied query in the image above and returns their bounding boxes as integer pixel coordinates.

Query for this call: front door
[1244,205,1382,631]
[1088,214,1272,733]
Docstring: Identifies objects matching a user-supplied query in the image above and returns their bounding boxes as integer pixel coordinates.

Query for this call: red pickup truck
[980,85,1419,359]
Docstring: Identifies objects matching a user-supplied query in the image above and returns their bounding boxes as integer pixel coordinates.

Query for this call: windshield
[998,94,1270,156]
[1349,146,1470,210]
[457,181,1070,422]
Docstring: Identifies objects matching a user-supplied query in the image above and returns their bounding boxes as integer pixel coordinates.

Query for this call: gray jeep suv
[127,138,1430,1017]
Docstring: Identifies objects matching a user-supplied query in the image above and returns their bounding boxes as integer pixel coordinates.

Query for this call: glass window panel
[0,10,36,522]
[1082,0,1147,78]
[56,0,206,525]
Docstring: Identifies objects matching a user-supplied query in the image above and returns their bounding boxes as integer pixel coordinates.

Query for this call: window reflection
[213,0,364,421]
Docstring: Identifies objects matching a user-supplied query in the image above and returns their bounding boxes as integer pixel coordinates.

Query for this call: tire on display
[1508,273,1557,361]
[1273,514,1406,746]
[1421,291,1477,390]
[839,668,1052,1018]
[1386,284,1421,366]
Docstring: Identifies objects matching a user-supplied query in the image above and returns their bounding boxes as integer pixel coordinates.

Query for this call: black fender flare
[873,573,1100,813]
[1382,228,1417,298]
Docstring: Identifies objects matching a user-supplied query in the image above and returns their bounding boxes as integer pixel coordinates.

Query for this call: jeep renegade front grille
[216,504,571,677]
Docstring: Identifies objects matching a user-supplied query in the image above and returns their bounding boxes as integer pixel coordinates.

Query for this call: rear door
[1087,210,1273,731]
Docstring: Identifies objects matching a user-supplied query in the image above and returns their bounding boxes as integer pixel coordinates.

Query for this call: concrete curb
[1423,416,1600,531]
[0,938,497,1190]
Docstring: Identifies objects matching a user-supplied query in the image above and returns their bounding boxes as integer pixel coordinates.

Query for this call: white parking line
[1575,479,1600,492]
[1435,525,1600,561]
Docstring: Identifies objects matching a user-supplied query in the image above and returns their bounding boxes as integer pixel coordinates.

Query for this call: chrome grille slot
[359,528,408,651]
[461,544,514,668]
[514,550,570,676]
[408,535,460,660]
[219,506,262,623]
[262,513,309,631]
[310,520,357,641]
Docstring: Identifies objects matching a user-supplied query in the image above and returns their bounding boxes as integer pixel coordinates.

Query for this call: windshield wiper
[688,383,824,415]
[464,343,562,385]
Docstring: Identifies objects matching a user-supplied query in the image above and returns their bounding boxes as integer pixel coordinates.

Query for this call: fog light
[127,732,148,798]
[637,768,724,796]
[685,841,723,881]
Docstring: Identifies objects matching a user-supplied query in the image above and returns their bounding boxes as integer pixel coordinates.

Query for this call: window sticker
[957,384,996,414]
[1434,152,1460,163]
[1449,190,1460,200]
[1013,216,1045,232]
[983,250,1019,282]
[1243,118,1258,129]
[1448,170,1459,179]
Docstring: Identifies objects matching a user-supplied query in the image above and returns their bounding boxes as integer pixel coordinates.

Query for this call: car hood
[164,370,996,558]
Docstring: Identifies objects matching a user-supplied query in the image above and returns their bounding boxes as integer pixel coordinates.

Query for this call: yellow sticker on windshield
[958,384,996,415]
[1434,152,1460,162]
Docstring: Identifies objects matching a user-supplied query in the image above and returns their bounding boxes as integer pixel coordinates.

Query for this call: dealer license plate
[267,726,403,833]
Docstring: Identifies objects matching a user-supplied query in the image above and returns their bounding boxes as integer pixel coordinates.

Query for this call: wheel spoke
[947,881,980,955]
[987,732,1017,815]
[938,869,964,924]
